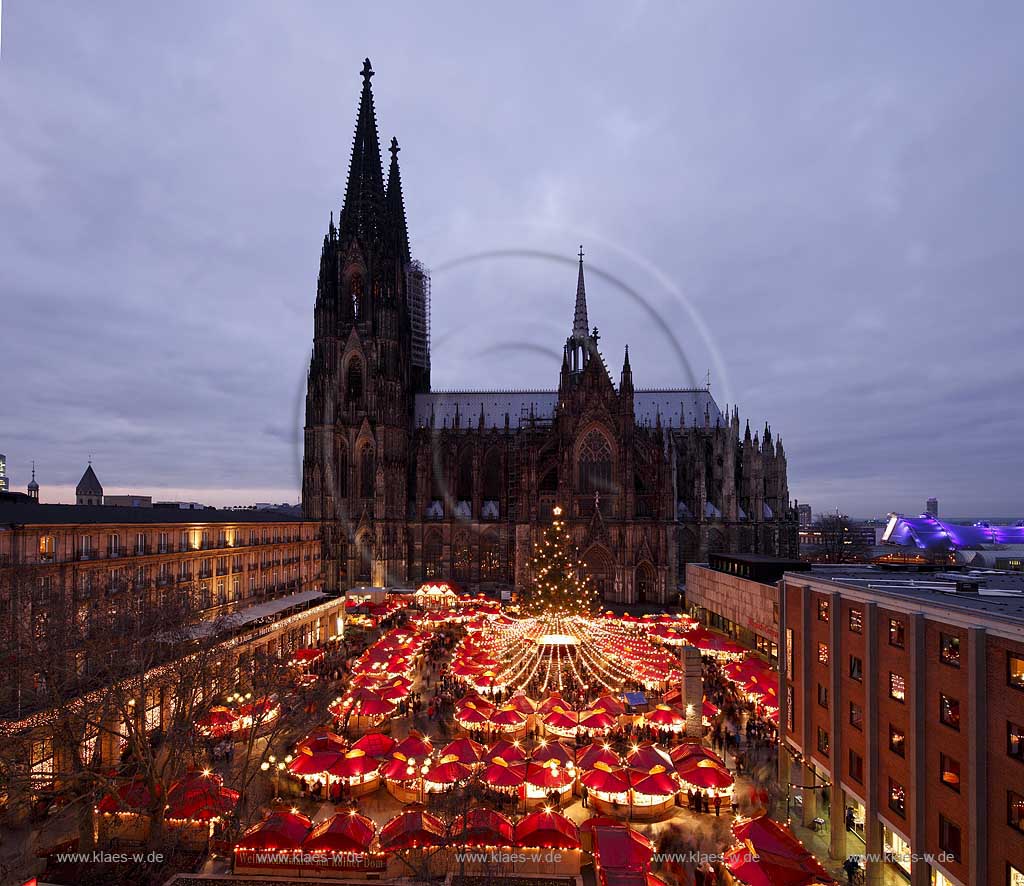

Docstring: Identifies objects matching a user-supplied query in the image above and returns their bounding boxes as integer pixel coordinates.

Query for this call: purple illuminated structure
[882,513,1024,551]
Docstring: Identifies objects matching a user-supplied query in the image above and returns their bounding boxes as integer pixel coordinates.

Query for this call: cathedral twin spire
[337,58,409,262]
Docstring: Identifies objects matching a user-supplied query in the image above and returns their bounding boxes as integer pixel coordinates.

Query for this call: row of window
[816,601,962,667]
[37,527,313,562]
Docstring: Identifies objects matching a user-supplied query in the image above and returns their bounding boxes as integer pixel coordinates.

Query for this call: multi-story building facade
[778,567,1024,886]
[302,60,799,603]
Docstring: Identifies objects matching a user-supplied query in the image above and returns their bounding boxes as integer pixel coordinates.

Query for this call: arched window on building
[453,531,472,583]
[334,441,348,498]
[578,431,613,495]
[345,359,364,408]
[583,546,614,602]
[350,274,364,321]
[456,449,474,504]
[359,444,375,499]
[356,532,372,582]
[423,531,444,580]
[482,449,502,502]
[636,561,656,604]
[480,530,503,581]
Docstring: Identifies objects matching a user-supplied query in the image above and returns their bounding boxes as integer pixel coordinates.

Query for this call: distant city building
[154,500,209,510]
[0,453,7,493]
[103,494,153,508]
[797,502,812,528]
[883,512,1024,551]
[926,496,939,516]
[75,463,103,506]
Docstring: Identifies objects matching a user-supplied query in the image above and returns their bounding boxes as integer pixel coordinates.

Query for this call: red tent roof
[725,816,835,885]
[644,704,685,727]
[578,742,621,771]
[426,760,473,785]
[166,771,239,821]
[302,811,376,853]
[97,778,158,813]
[288,745,343,777]
[677,758,734,790]
[579,815,625,833]
[440,737,486,765]
[196,706,237,737]
[328,748,380,779]
[593,825,654,872]
[352,731,397,758]
[515,810,580,849]
[532,739,576,766]
[451,807,515,847]
[490,705,528,727]
[507,692,536,714]
[580,766,631,794]
[525,761,575,789]
[379,805,446,851]
[484,759,528,788]
[625,742,673,774]
[537,693,570,715]
[484,739,527,764]
[237,809,313,851]
[579,708,618,730]
[629,770,678,796]
[392,733,433,760]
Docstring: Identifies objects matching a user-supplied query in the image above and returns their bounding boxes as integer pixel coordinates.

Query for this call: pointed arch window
[578,431,613,495]
[482,449,502,502]
[356,533,372,582]
[359,444,375,499]
[345,359,364,408]
[423,531,443,580]
[457,449,474,503]
[350,274,364,321]
[453,531,472,583]
[335,441,348,498]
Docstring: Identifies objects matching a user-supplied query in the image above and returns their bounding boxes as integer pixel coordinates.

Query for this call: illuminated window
[817,683,828,708]
[888,778,906,817]
[940,753,960,792]
[938,816,961,862]
[888,618,905,648]
[817,727,830,756]
[849,655,863,682]
[818,643,830,665]
[1009,654,1024,691]
[29,738,54,789]
[817,599,830,622]
[848,607,862,633]
[850,701,863,731]
[1009,791,1024,834]
[889,724,906,757]
[1009,721,1024,761]
[849,749,863,783]
[889,672,906,702]
[940,633,961,667]
[939,694,960,730]
[145,687,161,732]
[38,535,55,562]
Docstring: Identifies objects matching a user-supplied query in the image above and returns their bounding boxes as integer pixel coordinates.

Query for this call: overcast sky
[2,2,1022,517]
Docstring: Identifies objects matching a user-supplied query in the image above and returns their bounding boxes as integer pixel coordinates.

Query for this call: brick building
[778,568,1024,886]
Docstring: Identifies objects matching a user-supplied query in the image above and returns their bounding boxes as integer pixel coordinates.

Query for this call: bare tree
[806,515,872,563]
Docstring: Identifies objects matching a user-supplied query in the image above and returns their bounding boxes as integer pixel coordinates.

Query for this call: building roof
[413,388,722,430]
[0,502,306,527]
[882,513,1024,550]
[795,564,1024,627]
[76,464,103,496]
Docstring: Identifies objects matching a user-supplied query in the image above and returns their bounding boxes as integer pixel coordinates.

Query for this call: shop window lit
[848,749,863,783]
[938,816,961,862]
[940,694,961,730]
[889,724,906,757]
[939,633,960,668]
[817,599,830,622]
[818,683,828,708]
[889,672,906,702]
[818,643,830,665]
[940,753,960,792]
[817,727,830,756]
[848,607,863,633]
[38,535,55,562]
[849,655,863,682]
[1009,654,1024,691]
[850,701,863,730]
[29,738,54,789]
[889,618,905,648]
[1010,864,1024,886]
[1009,721,1024,761]
[1009,790,1024,834]
[888,778,906,817]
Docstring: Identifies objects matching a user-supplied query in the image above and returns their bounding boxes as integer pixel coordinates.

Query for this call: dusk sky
[2,3,1021,517]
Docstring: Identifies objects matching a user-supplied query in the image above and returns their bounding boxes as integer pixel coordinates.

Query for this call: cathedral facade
[302,61,798,605]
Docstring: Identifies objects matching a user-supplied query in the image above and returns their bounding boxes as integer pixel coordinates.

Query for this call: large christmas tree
[521,506,600,617]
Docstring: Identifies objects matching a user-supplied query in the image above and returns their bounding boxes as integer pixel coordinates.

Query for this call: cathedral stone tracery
[302,60,799,604]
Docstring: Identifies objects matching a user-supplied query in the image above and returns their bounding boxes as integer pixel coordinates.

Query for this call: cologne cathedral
[302,61,798,604]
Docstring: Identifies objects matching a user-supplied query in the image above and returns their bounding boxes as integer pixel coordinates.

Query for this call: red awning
[166,771,239,822]
[532,740,576,766]
[379,805,446,851]
[515,810,580,849]
[439,737,486,765]
[577,742,621,770]
[352,731,397,758]
[725,815,835,885]
[328,749,380,779]
[302,811,376,853]
[451,807,515,847]
[97,778,158,814]
[483,760,528,788]
[236,809,312,851]
[593,824,654,872]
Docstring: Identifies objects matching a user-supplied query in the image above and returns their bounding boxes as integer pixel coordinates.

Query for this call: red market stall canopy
[581,766,631,795]
[579,708,618,732]
[725,815,835,885]
[490,705,528,729]
[677,758,734,791]
[483,738,526,764]
[543,706,580,731]
[579,815,626,834]
[484,758,528,788]
[302,810,376,854]
[236,809,313,852]
[97,778,159,814]
[593,824,654,872]
[289,746,343,778]
[644,704,686,728]
[440,737,486,766]
[452,807,515,847]
[196,706,238,738]
[329,749,380,780]
[166,771,239,822]
[525,760,575,789]
[703,698,720,720]
[289,648,324,667]
[630,770,678,797]
[352,731,397,757]
[578,742,621,771]
[426,760,473,785]
[625,743,673,774]
[515,809,581,850]
[532,739,576,766]
[379,805,446,851]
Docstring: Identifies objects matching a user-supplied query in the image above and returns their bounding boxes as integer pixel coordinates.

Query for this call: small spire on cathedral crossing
[572,245,590,340]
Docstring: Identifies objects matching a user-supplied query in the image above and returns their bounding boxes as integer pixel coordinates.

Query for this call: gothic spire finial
[386,134,410,263]
[339,57,386,245]
[361,58,374,81]
[572,246,589,340]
